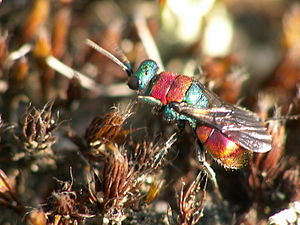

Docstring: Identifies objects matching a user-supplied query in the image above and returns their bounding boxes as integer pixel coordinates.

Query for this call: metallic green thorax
[162,82,209,128]
[129,59,210,129]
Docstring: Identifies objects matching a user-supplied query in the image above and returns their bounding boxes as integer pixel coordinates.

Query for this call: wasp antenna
[114,47,133,74]
[86,39,133,76]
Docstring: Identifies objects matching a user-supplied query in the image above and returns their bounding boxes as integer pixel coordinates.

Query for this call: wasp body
[87,40,272,169]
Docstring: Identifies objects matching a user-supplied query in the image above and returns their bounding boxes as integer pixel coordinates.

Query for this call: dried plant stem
[45,55,133,97]
[134,12,164,71]
[46,55,99,90]
[5,43,32,66]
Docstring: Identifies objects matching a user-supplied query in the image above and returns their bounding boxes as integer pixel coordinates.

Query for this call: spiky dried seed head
[168,172,207,225]
[85,104,134,153]
[15,102,59,153]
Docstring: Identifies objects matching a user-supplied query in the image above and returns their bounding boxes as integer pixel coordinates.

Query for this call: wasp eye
[127,76,139,90]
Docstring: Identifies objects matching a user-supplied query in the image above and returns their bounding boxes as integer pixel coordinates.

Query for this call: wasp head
[127,60,158,90]
[85,40,159,91]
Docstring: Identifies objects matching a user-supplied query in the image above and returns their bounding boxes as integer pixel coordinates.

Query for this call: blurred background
[0,0,300,224]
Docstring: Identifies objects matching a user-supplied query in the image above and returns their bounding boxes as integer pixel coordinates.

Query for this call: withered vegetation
[1,0,300,225]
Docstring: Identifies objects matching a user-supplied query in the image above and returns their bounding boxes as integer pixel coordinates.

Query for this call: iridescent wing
[169,83,272,153]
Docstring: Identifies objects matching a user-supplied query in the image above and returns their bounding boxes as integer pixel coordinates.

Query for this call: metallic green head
[127,60,158,90]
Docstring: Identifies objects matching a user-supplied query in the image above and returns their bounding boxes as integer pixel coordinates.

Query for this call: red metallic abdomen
[195,125,252,168]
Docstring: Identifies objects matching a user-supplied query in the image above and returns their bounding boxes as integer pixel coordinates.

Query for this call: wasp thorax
[131,59,158,90]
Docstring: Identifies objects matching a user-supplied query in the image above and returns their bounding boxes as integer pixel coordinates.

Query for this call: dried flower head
[45,178,93,225]
[89,133,177,224]
[13,102,59,168]
[50,189,77,215]
[85,104,134,148]
[15,102,58,152]
[130,133,178,173]
[168,172,207,225]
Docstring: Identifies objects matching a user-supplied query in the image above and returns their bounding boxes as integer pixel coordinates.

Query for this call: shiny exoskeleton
[87,40,272,170]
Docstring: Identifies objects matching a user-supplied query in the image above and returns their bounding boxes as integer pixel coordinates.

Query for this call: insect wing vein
[170,102,272,153]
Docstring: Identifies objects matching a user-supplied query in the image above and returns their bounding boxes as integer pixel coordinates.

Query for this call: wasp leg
[153,132,178,168]
[195,140,217,185]
[177,120,186,134]
[195,140,223,200]
[137,96,163,106]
